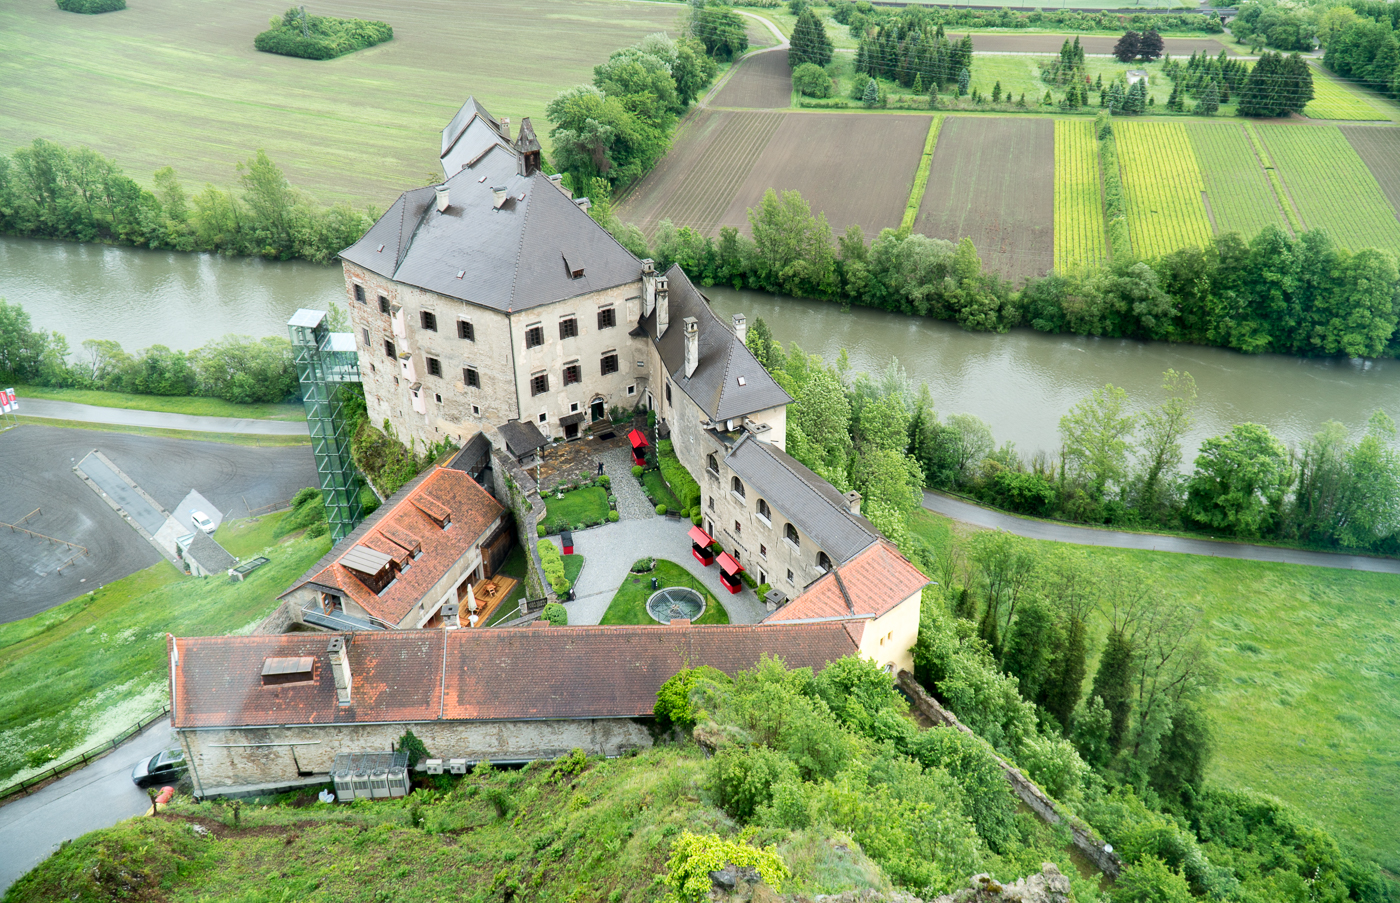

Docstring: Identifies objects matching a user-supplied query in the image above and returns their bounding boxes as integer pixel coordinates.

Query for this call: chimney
[434,185,450,213]
[656,276,670,338]
[641,259,656,316]
[732,313,747,343]
[844,490,862,516]
[327,636,352,706]
[442,602,460,629]
[500,117,511,140]
[491,186,509,209]
[683,317,699,378]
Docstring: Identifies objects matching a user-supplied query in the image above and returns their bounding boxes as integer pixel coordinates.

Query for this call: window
[471,404,481,417]
[627,385,636,396]
[707,454,719,476]
[757,498,771,522]
[760,543,768,559]
[362,327,370,347]
[708,496,716,511]
[458,320,475,341]
[463,367,480,388]
[731,477,745,499]
[570,401,580,413]
[353,284,365,303]
[426,357,442,377]
[559,317,578,340]
[379,295,390,314]
[564,362,582,386]
[385,339,396,359]
[785,523,800,547]
[665,383,672,405]
[434,393,442,403]
[734,520,742,536]
[531,372,549,396]
[420,310,438,332]
[818,551,832,571]
[786,568,794,584]
[538,412,548,424]
[598,307,616,330]
[525,324,544,348]
[601,352,619,376]
[759,570,767,586]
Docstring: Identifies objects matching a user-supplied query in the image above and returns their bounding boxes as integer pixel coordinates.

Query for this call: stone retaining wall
[488,438,554,611]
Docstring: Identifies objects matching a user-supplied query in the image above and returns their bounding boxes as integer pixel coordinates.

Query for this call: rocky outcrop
[928,865,1072,903]
[707,862,1071,903]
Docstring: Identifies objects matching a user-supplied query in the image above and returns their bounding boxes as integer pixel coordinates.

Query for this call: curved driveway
[923,491,1400,576]
[24,398,308,436]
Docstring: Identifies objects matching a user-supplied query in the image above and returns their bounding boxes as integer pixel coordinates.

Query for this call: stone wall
[253,598,304,635]
[488,437,553,609]
[896,671,1122,880]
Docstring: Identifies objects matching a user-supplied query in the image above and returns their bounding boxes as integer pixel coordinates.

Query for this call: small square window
[362,327,370,346]
[531,373,549,396]
[570,402,580,413]
[379,295,390,314]
[559,317,578,340]
[463,367,480,388]
[385,339,396,358]
[458,320,475,341]
[434,393,442,403]
[598,307,616,330]
[787,569,794,584]
[760,544,767,558]
[525,325,544,348]
[538,412,548,424]
[601,353,619,376]
[708,496,716,511]
[353,284,365,303]
[564,363,582,386]
[420,310,438,332]
[426,357,442,377]
[734,520,742,535]
[627,384,636,396]
[472,404,481,417]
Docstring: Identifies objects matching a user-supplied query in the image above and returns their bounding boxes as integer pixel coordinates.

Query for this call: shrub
[254,8,393,60]
[657,439,701,509]
[665,832,787,903]
[56,0,125,12]
[537,540,571,595]
[541,601,569,626]
[607,511,619,522]
[655,665,730,729]
[755,582,771,600]
[632,464,644,477]
[396,729,431,767]
[598,474,610,489]
[709,745,798,821]
[537,524,546,537]
[792,62,832,97]
[656,504,667,515]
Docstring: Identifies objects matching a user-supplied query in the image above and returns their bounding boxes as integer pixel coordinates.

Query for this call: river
[5,235,1396,459]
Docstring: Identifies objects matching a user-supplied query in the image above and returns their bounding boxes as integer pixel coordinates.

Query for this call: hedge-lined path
[600,447,656,522]
[554,518,767,626]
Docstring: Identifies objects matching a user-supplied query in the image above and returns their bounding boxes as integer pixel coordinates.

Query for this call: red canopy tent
[628,428,649,465]
[688,525,715,566]
[716,552,744,594]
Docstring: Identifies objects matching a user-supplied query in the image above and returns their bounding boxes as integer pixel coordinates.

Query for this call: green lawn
[543,486,610,529]
[600,560,729,626]
[639,469,682,513]
[15,415,310,447]
[0,532,330,787]
[213,511,291,559]
[14,385,306,420]
[907,509,1400,874]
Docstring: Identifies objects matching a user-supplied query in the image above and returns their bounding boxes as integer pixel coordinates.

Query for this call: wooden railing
[0,706,171,803]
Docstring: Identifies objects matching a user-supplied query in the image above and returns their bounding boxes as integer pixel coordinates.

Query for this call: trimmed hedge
[255,8,392,61]
[56,0,125,12]
[657,440,701,511]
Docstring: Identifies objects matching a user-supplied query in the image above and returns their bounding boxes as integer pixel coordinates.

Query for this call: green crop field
[1304,68,1389,122]
[1258,123,1400,255]
[1052,119,1107,274]
[1185,122,1290,238]
[0,0,683,208]
[1114,121,1214,259]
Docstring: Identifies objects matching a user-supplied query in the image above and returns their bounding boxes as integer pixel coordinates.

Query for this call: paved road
[24,398,309,436]
[0,719,174,894]
[923,491,1400,575]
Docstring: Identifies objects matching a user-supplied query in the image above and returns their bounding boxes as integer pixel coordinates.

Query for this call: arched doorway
[590,396,606,422]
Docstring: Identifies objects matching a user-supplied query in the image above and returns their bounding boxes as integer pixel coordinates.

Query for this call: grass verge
[14,416,309,447]
[907,508,1400,874]
[601,560,729,626]
[13,385,305,420]
[543,486,610,529]
[213,511,291,560]
[0,530,330,787]
[640,469,683,513]
[900,115,943,232]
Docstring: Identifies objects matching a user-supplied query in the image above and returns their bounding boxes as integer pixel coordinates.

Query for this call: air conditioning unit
[448,758,468,774]
[424,758,444,775]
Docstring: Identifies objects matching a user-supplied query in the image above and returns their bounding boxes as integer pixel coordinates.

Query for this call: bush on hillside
[792,63,832,98]
[254,8,392,61]
[56,0,124,12]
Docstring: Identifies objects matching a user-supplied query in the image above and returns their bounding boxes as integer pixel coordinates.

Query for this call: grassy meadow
[0,0,683,208]
[0,515,329,788]
[908,508,1400,874]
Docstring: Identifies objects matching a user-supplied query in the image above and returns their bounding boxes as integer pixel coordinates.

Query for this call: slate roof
[440,96,512,176]
[341,148,642,315]
[281,468,505,626]
[644,266,791,422]
[186,532,236,575]
[725,435,878,566]
[497,419,549,458]
[169,621,864,728]
[767,539,929,622]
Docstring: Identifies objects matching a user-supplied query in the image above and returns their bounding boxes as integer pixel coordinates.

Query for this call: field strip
[1340,126,1400,221]
[660,112,783,233]
[1242,123,1305,233]
[1114,121,1213,259]
[1187,123,1291,239]
[1304,66,1389,122]
[900,117,944,232]
[1053,119,1107,274]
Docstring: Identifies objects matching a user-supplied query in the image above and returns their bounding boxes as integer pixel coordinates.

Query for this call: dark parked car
[131,748,186,788]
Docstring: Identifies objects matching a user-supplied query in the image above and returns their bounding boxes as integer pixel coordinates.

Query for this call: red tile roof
[282,467,505,626]
[169,622,863,729]
[766,539,929,622]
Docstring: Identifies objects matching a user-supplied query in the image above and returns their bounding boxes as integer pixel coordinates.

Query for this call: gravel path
[600,448,654,521]
[556,519,767,626]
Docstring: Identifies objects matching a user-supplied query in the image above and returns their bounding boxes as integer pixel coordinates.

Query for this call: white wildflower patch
[2,679,166,787]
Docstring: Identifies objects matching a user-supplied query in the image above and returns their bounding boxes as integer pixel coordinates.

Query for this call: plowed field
[1342,126,1400,217]
[711,49,793,109]
[913,117,1054,282]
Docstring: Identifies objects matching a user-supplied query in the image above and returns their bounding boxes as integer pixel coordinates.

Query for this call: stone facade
[176,718,652,797]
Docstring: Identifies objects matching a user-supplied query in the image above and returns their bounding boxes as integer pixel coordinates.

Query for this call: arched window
[785,523,799,547]
[757,498,771,521]
[817,551,832,571]
[707,454,718,476]
[731,476,745,498]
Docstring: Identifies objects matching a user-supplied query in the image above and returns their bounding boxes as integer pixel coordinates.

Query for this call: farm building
[167,621,864,797]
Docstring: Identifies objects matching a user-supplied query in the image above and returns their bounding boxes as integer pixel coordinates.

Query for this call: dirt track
[711,49,793,109]
[914,117,1055,282]
[0,425,317,622]
[952,33,1236,56]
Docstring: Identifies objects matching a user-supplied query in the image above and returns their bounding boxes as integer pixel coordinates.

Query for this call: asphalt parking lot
[0,424,317,622]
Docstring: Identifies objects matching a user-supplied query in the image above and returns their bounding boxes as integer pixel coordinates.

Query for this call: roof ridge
[505,174,530,311]
[394,187,435,276]
[832,568,856,615]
